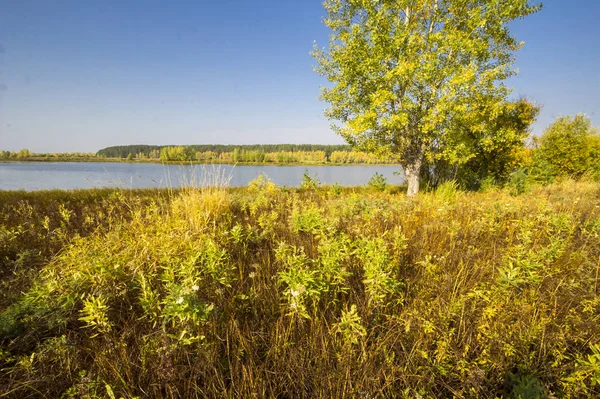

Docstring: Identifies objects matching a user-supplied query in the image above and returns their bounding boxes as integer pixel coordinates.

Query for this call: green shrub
[367,172,388,192]
[329,182,343,195]
[534,114,600,179]
[434,179,460,201]
[507,168,530,196]
[301,169,321,189]
[248,173,278,193]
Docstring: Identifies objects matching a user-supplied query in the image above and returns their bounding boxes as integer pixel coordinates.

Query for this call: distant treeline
[96,144,394,164]
[97,144,351,158]
[0,150,96,160]
[0,145,394,165]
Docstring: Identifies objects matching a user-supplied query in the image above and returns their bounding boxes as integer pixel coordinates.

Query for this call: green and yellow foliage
[160,146,197,162]
[330,150,390,164]
[97,144,394,165]
[423,99,541,189]
[533,114,600,179]
[0,149,32,159]
[1,181,600,398]
[0,189,174,309]
[0,150,100,162]
[313,0,541,195]
[1,145,394,165]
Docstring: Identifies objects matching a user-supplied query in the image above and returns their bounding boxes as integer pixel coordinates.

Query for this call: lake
[0,162,405,191]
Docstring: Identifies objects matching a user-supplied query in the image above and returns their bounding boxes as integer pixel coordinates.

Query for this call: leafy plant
[367,173,388,192]
[248,173,278,193]
[301,169,320,190]
[330,182,343,196]
[507,168,530,196]
[332,305,366,346]
[506,373,547,399]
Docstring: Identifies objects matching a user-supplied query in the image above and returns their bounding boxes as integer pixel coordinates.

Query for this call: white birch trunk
[405,159,422,197]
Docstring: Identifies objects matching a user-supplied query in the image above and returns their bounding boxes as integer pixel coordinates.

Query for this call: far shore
[0,157,400,167]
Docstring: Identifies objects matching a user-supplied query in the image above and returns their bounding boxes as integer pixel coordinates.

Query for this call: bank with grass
[1,180,599,398]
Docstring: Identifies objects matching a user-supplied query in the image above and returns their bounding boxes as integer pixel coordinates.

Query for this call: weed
[301,169,320,189]
[367,172,388,192]
[0,181,599,398]
[508,168,530,196]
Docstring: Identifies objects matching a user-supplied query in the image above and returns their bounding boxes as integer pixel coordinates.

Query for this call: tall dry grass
[1,179,599,398]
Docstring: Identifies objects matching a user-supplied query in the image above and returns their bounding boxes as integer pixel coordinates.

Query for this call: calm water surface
[0,162,405,191]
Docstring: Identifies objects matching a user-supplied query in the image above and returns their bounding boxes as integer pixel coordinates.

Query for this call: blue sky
[0,0,598,152]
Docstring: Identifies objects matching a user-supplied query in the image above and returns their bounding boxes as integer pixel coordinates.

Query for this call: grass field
[1,180,599,398]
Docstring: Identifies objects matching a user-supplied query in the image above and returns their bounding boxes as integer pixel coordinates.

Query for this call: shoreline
[0,158,401,167]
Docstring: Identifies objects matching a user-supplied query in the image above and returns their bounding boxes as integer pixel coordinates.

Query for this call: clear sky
[0,0,598,153]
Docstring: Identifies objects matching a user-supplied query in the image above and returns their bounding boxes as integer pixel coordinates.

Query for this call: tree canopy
[534,114,600,179]
[313,0,541,195]
[423,98,540,189]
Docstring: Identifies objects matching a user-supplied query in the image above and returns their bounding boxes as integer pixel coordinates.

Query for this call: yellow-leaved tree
[313,0,541,195]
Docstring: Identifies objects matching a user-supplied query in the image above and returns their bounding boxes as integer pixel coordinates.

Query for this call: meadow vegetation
[0,189,174,309]
[1,176,599,398]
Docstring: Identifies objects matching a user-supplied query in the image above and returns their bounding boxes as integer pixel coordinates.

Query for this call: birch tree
[313,0,541,195]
